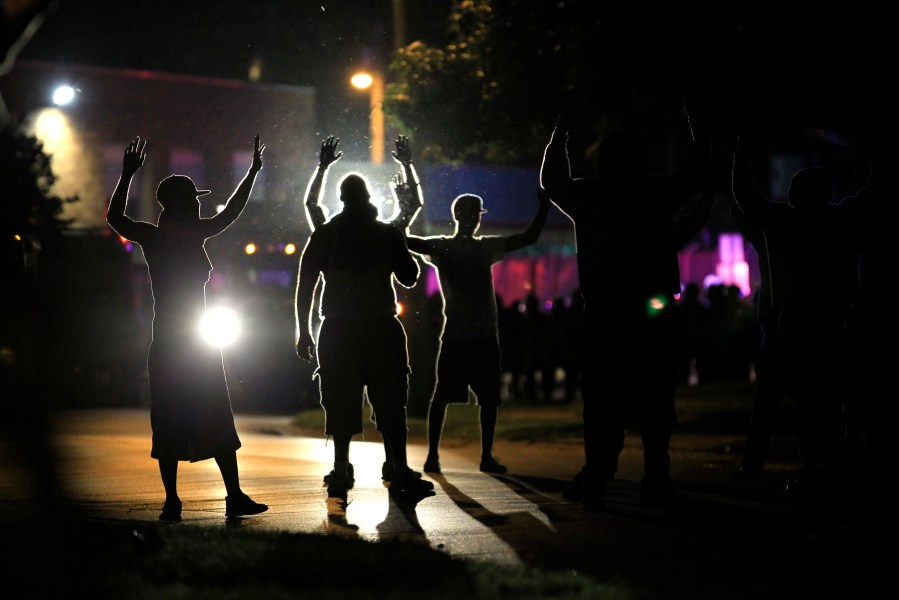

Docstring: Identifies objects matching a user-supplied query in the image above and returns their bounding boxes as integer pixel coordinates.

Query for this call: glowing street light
[52,85,76,106]
[350,70,384,164]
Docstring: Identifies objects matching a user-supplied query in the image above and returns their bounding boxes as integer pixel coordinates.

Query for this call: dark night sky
[15,1,894,135]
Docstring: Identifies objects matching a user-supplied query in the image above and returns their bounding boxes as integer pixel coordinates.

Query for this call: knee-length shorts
[315,316,410,437]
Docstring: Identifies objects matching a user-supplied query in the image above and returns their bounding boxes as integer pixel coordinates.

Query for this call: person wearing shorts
[403,191,550,475]
[295,171,433,499]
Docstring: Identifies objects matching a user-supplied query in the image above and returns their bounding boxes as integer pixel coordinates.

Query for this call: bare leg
[158,458,179,501]
[215,452,241,497]
[217,451,269,515]
[424,397,449,471]
[480,406,498,461]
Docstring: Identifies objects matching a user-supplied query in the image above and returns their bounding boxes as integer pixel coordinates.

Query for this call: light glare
[199,307,241,347]
[351,72,373,89]
[52,85,76,106]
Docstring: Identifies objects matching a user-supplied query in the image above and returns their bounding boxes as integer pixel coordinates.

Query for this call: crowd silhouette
[100,93,892,521]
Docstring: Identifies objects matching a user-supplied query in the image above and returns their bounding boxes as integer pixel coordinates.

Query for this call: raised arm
[731,124,771,224]
[305,135,342,231]
[504,186,551,252]
[540,114,574,197]
[389,134,422,232]
[106,137,152,241]
[203,134,264,237]
[650,100,712,216]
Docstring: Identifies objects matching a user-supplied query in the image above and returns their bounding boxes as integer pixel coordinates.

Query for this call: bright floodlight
[52,85,76,106]
[199,307,241,348]
[350,72,374,90]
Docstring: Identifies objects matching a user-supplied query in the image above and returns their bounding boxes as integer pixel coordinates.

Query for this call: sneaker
[423,456,442,474]
[640,478,680,506]
[159,497,182,522]
[390,466,435,495]
[325,463,355,486]
[561,468,585,502]
[325,464,354,497]
[382,461,423,481]
[582,478,607,512]
[225,492,268,517]
[479,456,508,474]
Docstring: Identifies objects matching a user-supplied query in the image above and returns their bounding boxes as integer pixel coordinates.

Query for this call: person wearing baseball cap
[106,134,269,522]
[155,174,211,209]
[401,181,551,477]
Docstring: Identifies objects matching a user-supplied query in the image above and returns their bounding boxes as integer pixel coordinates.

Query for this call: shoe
[479,456,508,474]
[582,480,607,512]
[382,461,422,481]
[325,464,354,497]
[390,467,435,495]
[159,498,182,522]
[561,468,585,502]
[731,465,763,481]
[325,463,355,486]
[423,456,441,474]
[640,478,680,506]
[225,492,268,517]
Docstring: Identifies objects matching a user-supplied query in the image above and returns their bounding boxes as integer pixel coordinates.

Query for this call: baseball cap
[157,175,211,204]
[451,194,487,217]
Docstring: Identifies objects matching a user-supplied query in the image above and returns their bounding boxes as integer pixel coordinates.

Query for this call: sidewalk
[3,406,898,599]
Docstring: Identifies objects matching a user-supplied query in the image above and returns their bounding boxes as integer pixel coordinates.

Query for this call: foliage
[0,122,78,249]
[384,1,714,166]
[383,0,579,166]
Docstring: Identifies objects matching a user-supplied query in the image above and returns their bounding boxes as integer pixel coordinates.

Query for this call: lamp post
[350,71,384,164]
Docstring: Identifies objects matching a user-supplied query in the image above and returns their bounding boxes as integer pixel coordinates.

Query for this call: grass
[288,380,763,443]
[5,514,625,599]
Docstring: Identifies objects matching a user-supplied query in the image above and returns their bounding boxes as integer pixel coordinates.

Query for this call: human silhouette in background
[733,124,861,495]
[295,169,434,499]
[106,135,269,522]
[399,183,550,475]
[302,134,423,484]
[540,103,719,511]
[520,292,552,402]
[730,180,788,480]
[672,282,709,386]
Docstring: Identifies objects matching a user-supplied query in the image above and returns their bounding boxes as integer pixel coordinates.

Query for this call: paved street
[3,408,898,599]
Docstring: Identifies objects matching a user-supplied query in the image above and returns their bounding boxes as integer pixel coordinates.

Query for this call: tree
[382,0,728,166]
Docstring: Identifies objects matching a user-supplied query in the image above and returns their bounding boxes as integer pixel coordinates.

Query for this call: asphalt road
[2,407,898,599]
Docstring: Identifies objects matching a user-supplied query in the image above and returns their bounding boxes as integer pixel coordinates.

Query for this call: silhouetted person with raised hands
[302,134,423,485]
[733,124,860,496]
[295,169,434,500]
[540,103,717,511]
[399,185,550,476]
[106,135,268,522]
[305,134,422,232]
[842,132,899,496]
[730,181,789,480]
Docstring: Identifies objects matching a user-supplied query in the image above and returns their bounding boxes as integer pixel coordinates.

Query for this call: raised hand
[122,137,147,176]
[319,135,342,168]
[252,134,265,172]
[392,134,412,165]
[296,336,316,365]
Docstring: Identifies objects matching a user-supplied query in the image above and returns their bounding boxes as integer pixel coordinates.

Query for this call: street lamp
[350,71,384,164]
